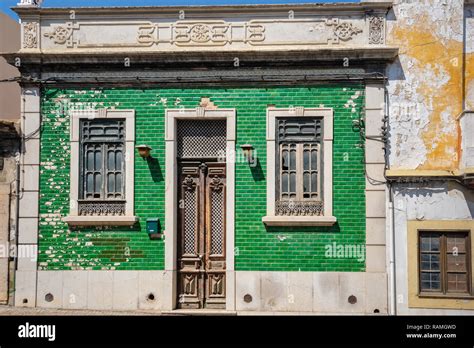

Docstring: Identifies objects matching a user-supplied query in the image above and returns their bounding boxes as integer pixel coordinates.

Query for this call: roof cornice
[12,2,393,16]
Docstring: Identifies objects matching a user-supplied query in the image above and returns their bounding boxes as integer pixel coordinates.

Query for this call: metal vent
[177,120,226,158]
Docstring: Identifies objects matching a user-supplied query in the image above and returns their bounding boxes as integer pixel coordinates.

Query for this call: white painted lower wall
[30,270,387,314]
[34,270,164,311]
[235,271,387,314]
[393,181,474,315]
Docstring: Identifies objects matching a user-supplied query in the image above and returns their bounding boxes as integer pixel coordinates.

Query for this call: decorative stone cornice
[10,3,392,55]
[2,48,399,70]
[39,18,370,50]
[13,3,393,15]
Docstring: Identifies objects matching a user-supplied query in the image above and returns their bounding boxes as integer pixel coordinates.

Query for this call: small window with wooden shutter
[419,231,471,297]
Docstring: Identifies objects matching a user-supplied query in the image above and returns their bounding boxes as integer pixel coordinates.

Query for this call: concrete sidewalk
[0,305,161,316]
[0,305,337,316]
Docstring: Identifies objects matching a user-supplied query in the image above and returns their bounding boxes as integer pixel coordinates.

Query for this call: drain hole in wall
[22,298,28,304]
[348,295,357,304]
[45,293,54,303]
[147,293,155,302]
[373,309,380,314]
[243,294,253,303]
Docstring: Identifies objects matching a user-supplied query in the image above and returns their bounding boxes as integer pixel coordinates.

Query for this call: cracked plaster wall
[387,0,472,170]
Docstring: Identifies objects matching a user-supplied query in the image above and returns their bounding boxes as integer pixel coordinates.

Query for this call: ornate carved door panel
[177,161,226,309]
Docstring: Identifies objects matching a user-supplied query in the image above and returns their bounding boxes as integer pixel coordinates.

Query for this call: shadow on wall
[461,182,474,218]
[265,223,341,234]
[250,157,265,181]
[147,158,163,182]
[0,121,20,156]
[394,183,447,199]
[394,181,474,219]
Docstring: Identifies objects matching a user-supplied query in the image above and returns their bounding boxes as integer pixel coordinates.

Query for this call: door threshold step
[162,309,237,316]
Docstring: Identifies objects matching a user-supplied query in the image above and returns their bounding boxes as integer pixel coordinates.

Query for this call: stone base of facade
[17,271,387,314]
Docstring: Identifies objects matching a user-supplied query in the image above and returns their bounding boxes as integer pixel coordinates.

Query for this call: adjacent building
[0,11,20,305]
[0,0,473,314]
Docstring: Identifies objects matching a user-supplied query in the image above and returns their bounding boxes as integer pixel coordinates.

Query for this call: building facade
[386,0,474,315]
[1,0,473,314]
[0,11,20,305]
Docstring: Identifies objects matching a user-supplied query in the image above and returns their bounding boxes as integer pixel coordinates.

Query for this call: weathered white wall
[393,182,474,314]
[387,0,465,170]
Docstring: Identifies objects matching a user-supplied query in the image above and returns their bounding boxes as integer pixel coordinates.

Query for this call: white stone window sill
[63,216,138,226]
[262,216,337,227]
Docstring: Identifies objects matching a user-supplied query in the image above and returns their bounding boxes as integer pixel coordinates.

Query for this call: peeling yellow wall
[387,0,469,170]
[467,53,474,111]
[466,5,474,111]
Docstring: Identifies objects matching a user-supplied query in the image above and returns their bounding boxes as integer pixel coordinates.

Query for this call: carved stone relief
[43,22,79,47]
[333,22,363,42]
[23,22,38,49]
[368,15,385,45]
[41,18,371,49]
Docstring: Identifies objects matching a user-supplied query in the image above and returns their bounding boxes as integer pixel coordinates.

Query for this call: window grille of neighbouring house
[276,117,323,216]
[177,119,227,159]
[79,119,125,216]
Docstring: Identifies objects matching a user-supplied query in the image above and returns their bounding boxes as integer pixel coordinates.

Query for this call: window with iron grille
[419,231,471,297]
[79,119,125,216]
[275,117,323,216]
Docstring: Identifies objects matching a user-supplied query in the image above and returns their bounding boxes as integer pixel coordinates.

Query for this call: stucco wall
[393,181,474,314]
[387,0,468,170]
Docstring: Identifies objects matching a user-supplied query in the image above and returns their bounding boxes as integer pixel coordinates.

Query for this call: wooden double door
[177,161,226,309]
